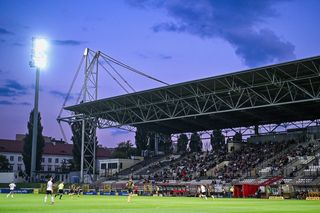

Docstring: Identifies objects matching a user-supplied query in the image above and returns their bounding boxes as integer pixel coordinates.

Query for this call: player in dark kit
[126,177,134,203]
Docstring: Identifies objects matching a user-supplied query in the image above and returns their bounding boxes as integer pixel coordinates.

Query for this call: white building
[0,135,112,182]
[99,157,143,177]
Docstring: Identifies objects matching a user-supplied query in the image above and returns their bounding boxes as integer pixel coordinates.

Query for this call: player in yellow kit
[126,177,134,203]
[55,181,64,200]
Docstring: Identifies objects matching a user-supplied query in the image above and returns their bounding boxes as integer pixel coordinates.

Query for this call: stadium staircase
[289,154,320,185]
[133,154,183,176]
[248,141,299,178]
[309,175,320,185]
[280,140,317,172]
[286,143,320,178]
[142,153,195,176]
[206,161,229,177]
[251,140,319,178]
[259,176,283,186]
[117,155,164,176]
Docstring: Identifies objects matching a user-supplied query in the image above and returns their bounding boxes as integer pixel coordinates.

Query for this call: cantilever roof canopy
[65,56,320,134]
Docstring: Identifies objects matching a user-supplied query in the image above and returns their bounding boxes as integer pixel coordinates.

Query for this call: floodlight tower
[29,37,48,181]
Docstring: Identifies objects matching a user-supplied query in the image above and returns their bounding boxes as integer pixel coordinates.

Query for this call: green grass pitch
[1,194,319,213]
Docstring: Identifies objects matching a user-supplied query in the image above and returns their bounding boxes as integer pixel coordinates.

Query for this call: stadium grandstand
[59,55,320,199]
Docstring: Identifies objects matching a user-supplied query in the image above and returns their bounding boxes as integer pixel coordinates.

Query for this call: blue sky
[0,0,320,147]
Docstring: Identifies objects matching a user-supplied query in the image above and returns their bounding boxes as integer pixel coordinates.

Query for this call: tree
[233,132,242,143]
[211,129,225,150]
[66,159,76,171]
[177,134,188,153]
[162,135,173,154]
[71,121,82,171]
[0,155,10,171]
[190,132,202,152]
[60,159,73,172]
[112,141,135,159]
[135,127,149,155]
[147,132,156,151]
[22,110,45,176]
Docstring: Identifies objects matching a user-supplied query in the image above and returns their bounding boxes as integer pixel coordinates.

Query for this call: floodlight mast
[57,48,169,183]
[29,37,48,181]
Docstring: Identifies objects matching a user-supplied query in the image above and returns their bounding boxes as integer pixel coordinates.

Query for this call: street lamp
[29,37,48,181]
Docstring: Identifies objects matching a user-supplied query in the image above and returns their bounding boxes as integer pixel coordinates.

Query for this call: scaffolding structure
[57,48,168,182]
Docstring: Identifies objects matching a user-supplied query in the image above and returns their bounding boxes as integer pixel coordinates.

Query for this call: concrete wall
[99,158,141,176]
[0,172,15,183]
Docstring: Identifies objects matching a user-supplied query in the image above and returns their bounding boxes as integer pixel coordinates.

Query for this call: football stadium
[1,54,320,212]
[1,1,320,213]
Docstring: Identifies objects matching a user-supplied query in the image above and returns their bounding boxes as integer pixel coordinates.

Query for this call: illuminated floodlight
[31,37,49,69]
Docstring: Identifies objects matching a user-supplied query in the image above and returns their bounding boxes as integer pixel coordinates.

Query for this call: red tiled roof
[0,139,23,153]
[42,142,73,156]
[97,147,112,158]
[0,139,111,158]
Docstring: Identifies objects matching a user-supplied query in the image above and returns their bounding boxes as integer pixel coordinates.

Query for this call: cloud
[12,42,24,46]
[110,129,130,136]
[0,79,28,97]
[0,100,30,106]
[137,52,172,60]
[159,54,172,60]
[49,90,74,100]
[0,27,14,35]
[137,53,150,59]
[128,0,295,66]
[0,100,13,105]
[52,39,86,46]
[225,28,295,66]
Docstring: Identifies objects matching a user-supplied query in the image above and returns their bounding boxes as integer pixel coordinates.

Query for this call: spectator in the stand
[134,138,318,185]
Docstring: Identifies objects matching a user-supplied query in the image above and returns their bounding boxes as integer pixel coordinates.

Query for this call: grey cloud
[0,100,13,105]
[158,54,172,60]
[111,129,129,136]
[49,90,74,100]
[0,100,30,106]
[137,53,150,59]
[0,79,28,97]
[129,0,295,66]
[152,22,186,33]
[12,42,24,47]
[52,39,86,46]
[225,28,295,66]
[137,52,172,60]
[0,27,14,35]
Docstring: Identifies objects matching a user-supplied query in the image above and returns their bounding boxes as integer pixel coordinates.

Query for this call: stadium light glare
[29,36,49,181]
[31,37,49,69]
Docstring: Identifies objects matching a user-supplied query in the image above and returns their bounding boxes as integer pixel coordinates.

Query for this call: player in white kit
[6,182,16,198]
[44,177,54,204]
[200,184,208,200]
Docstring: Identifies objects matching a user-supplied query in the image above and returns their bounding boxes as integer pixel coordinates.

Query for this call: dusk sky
[0,0,320,147]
